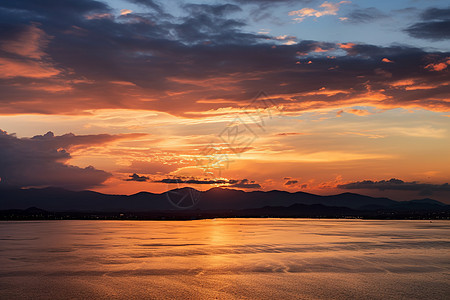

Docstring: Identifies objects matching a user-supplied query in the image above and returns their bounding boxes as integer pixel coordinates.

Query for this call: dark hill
[0,187,448,215]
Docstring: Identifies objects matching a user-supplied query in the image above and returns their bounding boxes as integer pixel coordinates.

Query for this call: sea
[0,219,449,299]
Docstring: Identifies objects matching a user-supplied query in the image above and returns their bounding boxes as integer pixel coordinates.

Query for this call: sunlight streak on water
[0,219,449,299]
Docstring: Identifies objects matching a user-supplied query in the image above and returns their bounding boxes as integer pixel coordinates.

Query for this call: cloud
[0,23,50,59]
[421,7,450,21]
[285,180,298,185]
[0,22,60,79]
[157,177,261,188]
[120,9,133,16]
[405,7,450,40]
[0,0,110,23]
[85,13,113,20]
[382,58,394,63]
[346,109,373,116]
[0,57,60,79]
[425,59,450,72]
[160,178,229,184]
[119,161,181,175]
[0,0,449,116]
[274,35,298,44]
[344,7,388,24]
[233,0,307,3]
[289,1,351,22]
[0,130,143,190]
[338,178,450,196]
[276,132,307,136]
[184,3,241,16]
[228,179,261,189]
[231,0,313,8]
[126,0,163,13]
[173,4,251,44]
[237,0,302,22]
[125,173,150,182]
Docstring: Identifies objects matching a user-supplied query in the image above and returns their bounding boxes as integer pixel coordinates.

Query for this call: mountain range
[0,187,448,219]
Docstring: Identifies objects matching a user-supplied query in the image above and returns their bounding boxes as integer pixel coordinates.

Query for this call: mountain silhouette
[0,187,448,217]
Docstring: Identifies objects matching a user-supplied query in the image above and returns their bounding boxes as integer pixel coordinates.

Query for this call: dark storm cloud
[125,173,150,182]
[0,130,135,190]
[0,0,449,116]
[338,178,450,196]
[405,7,450,40]
[345,7,388,24]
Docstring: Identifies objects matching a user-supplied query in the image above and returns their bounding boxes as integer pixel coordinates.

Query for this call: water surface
[0,219,449,299]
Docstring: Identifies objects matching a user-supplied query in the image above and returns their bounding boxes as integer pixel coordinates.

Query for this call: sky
[0,0,449,202]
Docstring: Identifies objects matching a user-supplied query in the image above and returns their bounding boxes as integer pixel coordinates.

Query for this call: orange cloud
[339,131,385,139]
[85,13,113,20]
[0,57,60,79]
[425,62,449,72]
[274,35,296,40]
[26,82,73,92]
[276,132,309,136]
[391,79,415,87]
[347,109,373,116]
[303,87,350,96]
[289,1,351,22]
[338,42,356,49]
[120,9,133,16]
[0,23,60,79]
[0,23,50,59]
[109,80,137,86]
[314,47,329,53]
[390,78,449,91]
[382,58,394,63]
[405,83,448,91]
[336,108,374,117]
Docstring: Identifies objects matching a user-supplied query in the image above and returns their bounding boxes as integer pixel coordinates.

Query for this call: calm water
[0,219,449,299]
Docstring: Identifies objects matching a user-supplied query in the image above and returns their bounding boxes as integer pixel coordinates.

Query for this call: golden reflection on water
[0,219,449,299]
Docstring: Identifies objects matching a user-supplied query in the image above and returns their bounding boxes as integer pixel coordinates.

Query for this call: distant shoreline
[1,207,449,221]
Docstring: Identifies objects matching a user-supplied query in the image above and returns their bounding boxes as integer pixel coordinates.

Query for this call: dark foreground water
[0,219,449,299]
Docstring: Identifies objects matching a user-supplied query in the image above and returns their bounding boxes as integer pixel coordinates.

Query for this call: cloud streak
[338,178,450,196]
[158,177,261,189]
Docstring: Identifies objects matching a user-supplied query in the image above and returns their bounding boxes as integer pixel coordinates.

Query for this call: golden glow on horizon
[0,104,449,199]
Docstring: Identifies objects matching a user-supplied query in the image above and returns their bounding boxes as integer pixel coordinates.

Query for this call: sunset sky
[0,0,449,202]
